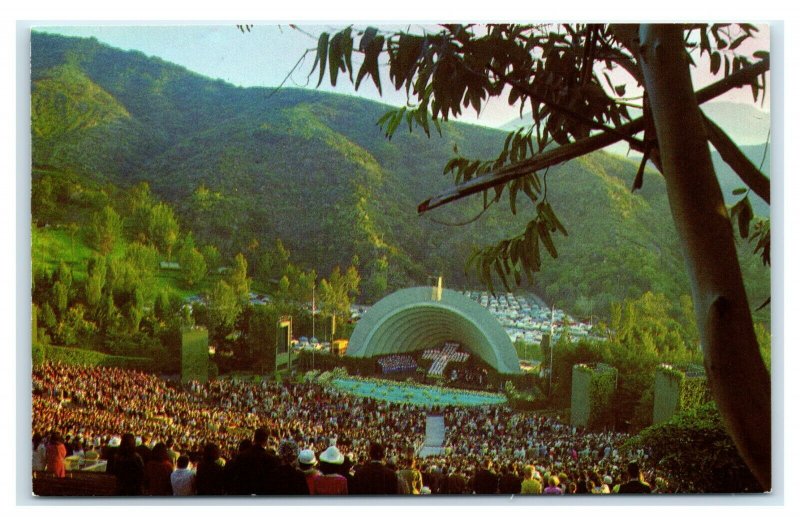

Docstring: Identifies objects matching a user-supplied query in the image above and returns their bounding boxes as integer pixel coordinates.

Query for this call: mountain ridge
[30,31,770,319]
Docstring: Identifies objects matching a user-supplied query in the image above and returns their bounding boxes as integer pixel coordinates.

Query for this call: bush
[33,344,153,370]
[623,402,761,493]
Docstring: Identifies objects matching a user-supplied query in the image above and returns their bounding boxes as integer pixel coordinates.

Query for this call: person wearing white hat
[298,449,321,493]
[271,439,309,495]
[310,446,348,495]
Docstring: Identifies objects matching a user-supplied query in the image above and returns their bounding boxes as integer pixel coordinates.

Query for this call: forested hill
[30,31,770,319]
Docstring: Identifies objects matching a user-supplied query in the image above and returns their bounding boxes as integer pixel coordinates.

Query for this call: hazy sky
[35,23,772,128]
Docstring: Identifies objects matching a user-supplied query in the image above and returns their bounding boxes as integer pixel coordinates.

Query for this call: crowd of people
[377,354,418,375]
[32,362,672,496]
[448,365,490,388]
[413,406,666,494]
[422,343,469,377]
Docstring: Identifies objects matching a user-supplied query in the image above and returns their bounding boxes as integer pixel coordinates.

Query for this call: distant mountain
[30,32,770,318]
[699,101,771,146]
[713,144,770,218]
[500,101,770,146]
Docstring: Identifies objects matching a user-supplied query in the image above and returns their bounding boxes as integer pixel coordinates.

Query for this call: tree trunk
[637,24,771,490]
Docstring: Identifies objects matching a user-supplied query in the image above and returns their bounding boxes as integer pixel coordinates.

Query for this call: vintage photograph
[28,22,772,498]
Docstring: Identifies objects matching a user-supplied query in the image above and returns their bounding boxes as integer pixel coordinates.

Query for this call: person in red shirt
[310,446,348,495]
[45,431,67,478]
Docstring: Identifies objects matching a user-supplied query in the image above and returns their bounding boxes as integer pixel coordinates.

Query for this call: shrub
[623,402,761,493]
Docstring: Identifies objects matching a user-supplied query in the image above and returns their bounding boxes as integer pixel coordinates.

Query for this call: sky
[35,23,771,129]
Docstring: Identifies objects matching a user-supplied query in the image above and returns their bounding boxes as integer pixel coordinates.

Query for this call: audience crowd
[32,362,671,496]
[377,354,417,375]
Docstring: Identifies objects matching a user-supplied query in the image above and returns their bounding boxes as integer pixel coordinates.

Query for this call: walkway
[418,414,446,458]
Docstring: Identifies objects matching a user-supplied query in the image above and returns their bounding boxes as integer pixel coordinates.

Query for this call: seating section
[377,354,418,374]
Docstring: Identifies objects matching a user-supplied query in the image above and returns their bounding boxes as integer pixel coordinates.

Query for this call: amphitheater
[346,286,521,375]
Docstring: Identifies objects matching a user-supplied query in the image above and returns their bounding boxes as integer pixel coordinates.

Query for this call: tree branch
[488,64,646,151]
[702,113,770,204]
[418,57,769,214]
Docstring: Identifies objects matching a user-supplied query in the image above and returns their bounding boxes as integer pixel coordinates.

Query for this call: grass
[514,341,544,361]
[152,273,212,300]
[32,222,207,301]
[32,224,96,280]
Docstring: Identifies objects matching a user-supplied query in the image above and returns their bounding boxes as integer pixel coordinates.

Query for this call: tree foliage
[204,279,242,338]
[177,244,208,286]
[624,402,761,493]
[146,202,180,258]
[228,253,251,302]
[88,205,122,255]
[609,291,697,364]
[319,265,361,324]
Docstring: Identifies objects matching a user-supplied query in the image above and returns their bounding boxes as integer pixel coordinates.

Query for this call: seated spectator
[311,446,348,495]
[171,455,196,496]
[352,442,398,495]
[498,463,522,494]
[165,437,180,466]
[271,439,310,495]
[113,433,145,496]
[396,453,423,495]
[618,461,652,494]
[298,449,321,494]
[445,469,469,494]
[32,432,46,472]
[223,439,252,496]
[144,443,174,496]
[473,458,499,494]
[45,431,66,478]
[196,443,226,495]
[83,444,100,462]
[520,465,542,495]
[543,475,563,495]
[237,428,279,495]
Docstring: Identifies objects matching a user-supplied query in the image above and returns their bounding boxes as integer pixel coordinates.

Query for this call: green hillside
[30,31,770,324]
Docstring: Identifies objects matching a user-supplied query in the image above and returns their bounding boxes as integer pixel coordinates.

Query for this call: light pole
[312,284,316,341]
[549,304,555,396]
[312,284,316,371]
